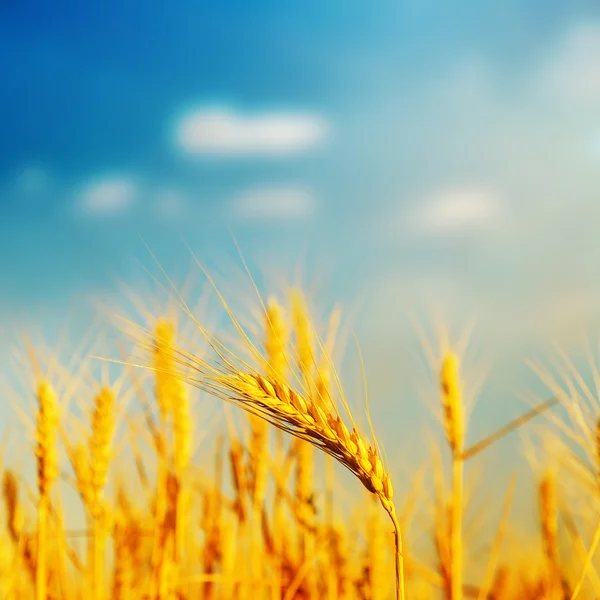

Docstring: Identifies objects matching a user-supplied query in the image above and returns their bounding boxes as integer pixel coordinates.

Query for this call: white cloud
[78,177,137,215]
[538,22,600,106]
[231,186,316,220]
[175,107,329,156]
[406,188,503,235]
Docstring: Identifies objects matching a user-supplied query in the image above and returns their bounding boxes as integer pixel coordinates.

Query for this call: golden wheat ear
[189,369,404,588]
[141,323,403,596]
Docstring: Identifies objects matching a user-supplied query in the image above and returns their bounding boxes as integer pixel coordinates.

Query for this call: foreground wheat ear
[132,275,406,600]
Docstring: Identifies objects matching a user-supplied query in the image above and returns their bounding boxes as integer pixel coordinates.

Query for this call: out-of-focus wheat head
[35,381,59,499]
[440,352,464,455]
[527,346,600,508]
[152,317,192,473]
[440,350,465,600]
[150,317,193,597]
[3,470,24,544]
[290,292,315,522]
[89,387,115,511]
[34,379,59,600]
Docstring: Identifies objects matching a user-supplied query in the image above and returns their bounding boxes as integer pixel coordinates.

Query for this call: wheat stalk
[34,380,60,600]
[158,319,192,573]
[538,470,563,598]
[440,351,464,600]
[151,318,189,598]
[263,297,288,596]
[289,291,318,595]
[89,387,116,600]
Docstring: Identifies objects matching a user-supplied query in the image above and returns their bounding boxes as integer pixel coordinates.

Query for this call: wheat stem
[441,352,464,600]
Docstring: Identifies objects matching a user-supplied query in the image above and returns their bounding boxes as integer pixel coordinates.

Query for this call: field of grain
[1,269,599,600]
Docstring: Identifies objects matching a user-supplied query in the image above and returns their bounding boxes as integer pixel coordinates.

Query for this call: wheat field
[0,272,599,600]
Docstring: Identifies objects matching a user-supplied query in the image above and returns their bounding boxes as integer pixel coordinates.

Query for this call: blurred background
[2,1,600,511]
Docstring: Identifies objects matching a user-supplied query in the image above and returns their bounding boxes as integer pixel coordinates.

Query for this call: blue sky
[2,1,600,482]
